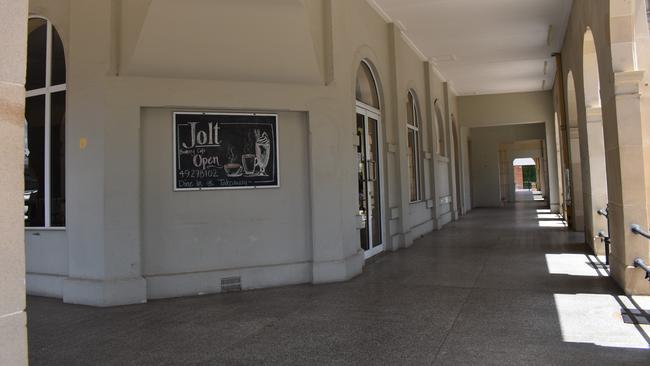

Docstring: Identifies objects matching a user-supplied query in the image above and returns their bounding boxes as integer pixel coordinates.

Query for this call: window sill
[25,227,66,231]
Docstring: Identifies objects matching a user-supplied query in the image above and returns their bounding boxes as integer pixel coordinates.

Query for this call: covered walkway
[27,203,650,365]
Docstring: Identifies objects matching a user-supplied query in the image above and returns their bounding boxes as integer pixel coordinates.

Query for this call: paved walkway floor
[27,203,650,365]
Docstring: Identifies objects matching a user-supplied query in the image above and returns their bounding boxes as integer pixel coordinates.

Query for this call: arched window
[407,90,421,202]
[434,100,446,156]
[25,17,66,227]
[356,62,380,109]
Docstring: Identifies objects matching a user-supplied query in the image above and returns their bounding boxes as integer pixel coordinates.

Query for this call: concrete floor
[27,203,650,365]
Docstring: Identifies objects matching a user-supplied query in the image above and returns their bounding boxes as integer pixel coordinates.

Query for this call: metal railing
[596,207,610,265]
[634,258,650,281]
[630,224,650,282]
[631,224,650,239]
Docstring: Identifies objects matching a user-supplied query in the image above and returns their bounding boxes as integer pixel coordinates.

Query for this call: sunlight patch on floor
[545,254,603,277]
[538,220,568,227]
[554,293,650,349]
[537,213,564,220]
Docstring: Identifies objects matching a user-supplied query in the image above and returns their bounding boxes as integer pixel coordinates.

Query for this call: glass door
[356,107,383,258]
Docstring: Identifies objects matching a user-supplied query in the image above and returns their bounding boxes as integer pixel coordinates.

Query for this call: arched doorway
[582,28,609,255]
[355,60,384,258]
[566,71,584,232]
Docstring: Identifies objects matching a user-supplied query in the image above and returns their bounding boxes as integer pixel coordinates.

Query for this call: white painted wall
[141,109,312,298]
[24,0,461,305]
[25,230,67,297]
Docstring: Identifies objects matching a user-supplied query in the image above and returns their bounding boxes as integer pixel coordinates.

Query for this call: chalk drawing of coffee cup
[241,154,258,175]
[224,163,243,177]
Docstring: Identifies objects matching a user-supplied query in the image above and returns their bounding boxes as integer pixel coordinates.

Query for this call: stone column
[444,84,459,221]
[424,62,441,227]
[0,0,29,364]
[568,127,585,231]
[390,24,411,248]
[584,107,609,255]
[544,120,561,212]
[607,71,650,294]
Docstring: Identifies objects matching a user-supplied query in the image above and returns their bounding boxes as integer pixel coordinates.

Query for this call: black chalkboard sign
[173,112,279,190]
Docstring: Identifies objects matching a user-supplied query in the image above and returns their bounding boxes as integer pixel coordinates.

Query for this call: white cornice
[427,60,447,82]
[399,32,428,62]
[447,82,459,97]
[365,0,393,23]
[457,87,553,97]
[366,1,438,65]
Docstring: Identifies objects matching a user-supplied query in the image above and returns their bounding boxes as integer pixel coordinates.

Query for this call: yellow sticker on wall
[79,137,87,150]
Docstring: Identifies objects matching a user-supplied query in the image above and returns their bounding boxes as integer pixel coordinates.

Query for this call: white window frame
[357,59,386,259]
[25,16,66,229]
[407,90,422,203]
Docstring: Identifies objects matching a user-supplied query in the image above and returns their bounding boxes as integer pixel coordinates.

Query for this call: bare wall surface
[141,109,312,296]
[459,91,555,128]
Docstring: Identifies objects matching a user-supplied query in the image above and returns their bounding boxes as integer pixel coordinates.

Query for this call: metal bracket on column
[633,258,650,281]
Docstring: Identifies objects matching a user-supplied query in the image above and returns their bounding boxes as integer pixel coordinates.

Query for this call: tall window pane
[26,18,47,91]
[407,93,415,126]
[51,27,66,86]
[25,95,46,226]
[51,91,66,226]
[25,17,67,228]
[367,118,382,247]
[408,129,417,201]
[435,102,446,156]
[407,91,421,202]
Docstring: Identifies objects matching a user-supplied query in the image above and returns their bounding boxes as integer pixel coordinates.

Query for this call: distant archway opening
[512,158,542,203]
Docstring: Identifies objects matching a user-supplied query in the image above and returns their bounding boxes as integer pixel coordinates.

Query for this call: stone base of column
[312,249,364,284]
[550,203,561,213]
[610,257,650,295]
[63,277,147,307]
[403,230,414,249]
[0,312,27,366]
[587,235,607,256]
[388,233,405,251]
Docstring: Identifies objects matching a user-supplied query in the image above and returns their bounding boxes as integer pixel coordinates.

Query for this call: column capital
[615,70,645,96]
[586,106,603,123]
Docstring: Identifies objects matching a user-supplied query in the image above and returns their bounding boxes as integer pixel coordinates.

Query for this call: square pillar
[607,71,650,295]
[584,107,609,255]
[0,0,29,364]
[62,0,146,306]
